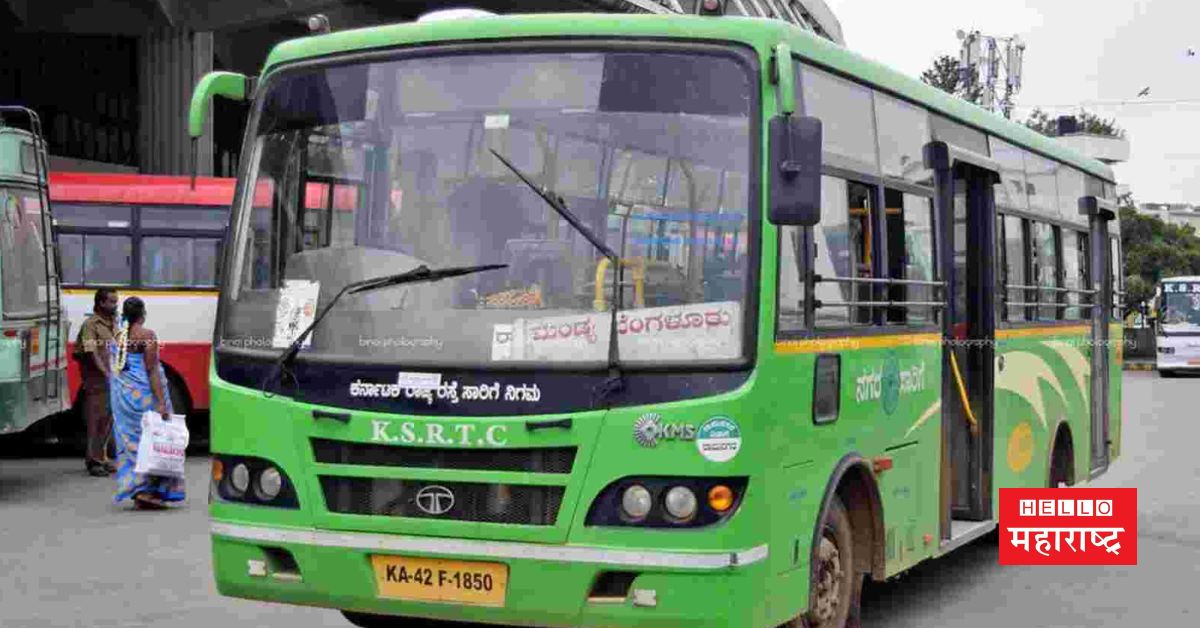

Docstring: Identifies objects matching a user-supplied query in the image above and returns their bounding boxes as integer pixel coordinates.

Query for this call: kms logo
[371,420,509,447]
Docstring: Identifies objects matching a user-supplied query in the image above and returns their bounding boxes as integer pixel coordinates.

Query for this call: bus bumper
[211,521,769,627]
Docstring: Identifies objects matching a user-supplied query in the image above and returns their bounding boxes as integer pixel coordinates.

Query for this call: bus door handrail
[948,349,979,437]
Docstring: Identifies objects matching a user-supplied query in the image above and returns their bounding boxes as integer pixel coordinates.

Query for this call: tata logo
[415,485,455,516]
[371,420,508,447]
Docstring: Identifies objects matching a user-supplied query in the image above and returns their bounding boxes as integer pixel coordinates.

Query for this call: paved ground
[0,371,1193,627]
[860,371,1198,627]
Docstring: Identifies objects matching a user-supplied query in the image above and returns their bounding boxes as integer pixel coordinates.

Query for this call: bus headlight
[621,485,653,520]
[230,463,250,494]
[213,455,299,509]
[256,467,283,500]
[664,486,698,521]
[586,477,748,528]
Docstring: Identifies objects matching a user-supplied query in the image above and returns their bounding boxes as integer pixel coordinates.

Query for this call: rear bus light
[212,455,299,509]
[585,476,748,528]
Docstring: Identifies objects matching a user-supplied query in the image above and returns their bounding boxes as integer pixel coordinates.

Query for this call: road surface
[0,372,1191,627]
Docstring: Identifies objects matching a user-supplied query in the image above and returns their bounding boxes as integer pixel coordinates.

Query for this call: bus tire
[339,611,402,627]
[804,495,861,628]
[1048,425,1074,488]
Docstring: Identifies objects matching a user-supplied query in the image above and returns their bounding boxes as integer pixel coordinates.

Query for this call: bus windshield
[1160,282,1200,333]
[220,49,754,367]
[0,185,51,317]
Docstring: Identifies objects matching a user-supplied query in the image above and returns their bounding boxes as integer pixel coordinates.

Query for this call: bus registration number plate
[371,555,508,607]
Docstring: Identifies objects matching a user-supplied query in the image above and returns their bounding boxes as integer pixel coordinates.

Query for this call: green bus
[0,107,68,436]
[190,8,1123,628]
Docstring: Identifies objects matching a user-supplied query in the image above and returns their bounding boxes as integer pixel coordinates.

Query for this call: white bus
[1156,275,1200,376]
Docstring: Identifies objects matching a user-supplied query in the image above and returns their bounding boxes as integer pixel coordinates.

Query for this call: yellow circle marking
[1007,422,1035,474]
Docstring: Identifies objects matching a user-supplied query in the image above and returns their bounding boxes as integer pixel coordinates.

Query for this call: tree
[1119,197,1200,316]
[919,54,982,104]
[1024,107,1126,139]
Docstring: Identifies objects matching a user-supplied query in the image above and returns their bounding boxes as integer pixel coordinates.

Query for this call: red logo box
[999,488,1137,565]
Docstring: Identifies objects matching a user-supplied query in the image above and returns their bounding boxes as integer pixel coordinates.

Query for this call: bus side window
[1062,229,1087,320]
[779,176,870,332]
[1032,221,1059,321]
[802,176,874,329]
[1002,215,1028,321]
[883,189,936,325]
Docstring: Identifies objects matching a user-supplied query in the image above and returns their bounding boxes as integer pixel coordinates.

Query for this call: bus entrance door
[927,141,999,546]
[1082,196,1116,476]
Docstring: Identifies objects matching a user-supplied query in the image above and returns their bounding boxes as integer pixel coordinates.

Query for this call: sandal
[133,493,167,510]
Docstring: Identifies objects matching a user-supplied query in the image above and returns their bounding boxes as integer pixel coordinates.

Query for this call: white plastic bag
[133,411,189,479]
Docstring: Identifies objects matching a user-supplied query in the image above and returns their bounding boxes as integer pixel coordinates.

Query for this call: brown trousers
[81,373,113,465]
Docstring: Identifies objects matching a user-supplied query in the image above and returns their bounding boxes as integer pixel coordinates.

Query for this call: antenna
[957,29,1025,118]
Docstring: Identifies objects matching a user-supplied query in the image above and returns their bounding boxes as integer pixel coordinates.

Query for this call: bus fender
[810,452,886,581]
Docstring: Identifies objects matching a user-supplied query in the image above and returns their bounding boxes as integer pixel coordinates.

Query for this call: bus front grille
[319,477,565,526]
[311,439,576,474]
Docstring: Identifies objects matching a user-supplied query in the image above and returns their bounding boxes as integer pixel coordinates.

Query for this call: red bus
[47,171,359,448]
[53,172,233,445]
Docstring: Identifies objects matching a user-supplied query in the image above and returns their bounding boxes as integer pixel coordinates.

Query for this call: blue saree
[109,345,186,505]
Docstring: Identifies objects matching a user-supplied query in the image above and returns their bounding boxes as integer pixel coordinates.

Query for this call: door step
[940,518,996,553]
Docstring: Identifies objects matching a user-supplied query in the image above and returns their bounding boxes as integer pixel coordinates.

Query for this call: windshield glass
[1161,282,1200,333]
[1,185,52,316]
[219,49,754,367]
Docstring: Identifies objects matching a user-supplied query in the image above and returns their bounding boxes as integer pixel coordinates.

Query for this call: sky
[821,0,1200,204]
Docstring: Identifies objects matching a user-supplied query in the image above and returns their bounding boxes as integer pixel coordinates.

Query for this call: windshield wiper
[261,263,506,397]
[489,148,626,404]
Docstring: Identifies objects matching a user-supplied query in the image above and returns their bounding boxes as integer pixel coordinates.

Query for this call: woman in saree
[108,296,186,510]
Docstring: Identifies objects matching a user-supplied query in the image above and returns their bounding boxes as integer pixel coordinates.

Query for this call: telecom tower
[957,29,1025,118]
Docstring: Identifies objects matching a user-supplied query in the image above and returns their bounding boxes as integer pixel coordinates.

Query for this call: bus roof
[1161,276,1200,283]
[49,172,236,205]
[259,14,1115,184]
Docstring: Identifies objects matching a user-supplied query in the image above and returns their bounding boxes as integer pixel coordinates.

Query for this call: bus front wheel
[800,495,861,628]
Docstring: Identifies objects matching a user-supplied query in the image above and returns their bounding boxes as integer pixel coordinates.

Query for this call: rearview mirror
[188,71,252,139]
[768,114,823,226]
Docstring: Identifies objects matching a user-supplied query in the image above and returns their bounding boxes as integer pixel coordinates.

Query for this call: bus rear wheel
[802,496,860,628]
[340,611,397,627]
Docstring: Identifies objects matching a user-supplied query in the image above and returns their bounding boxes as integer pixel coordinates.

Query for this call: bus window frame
[55,200,228,290]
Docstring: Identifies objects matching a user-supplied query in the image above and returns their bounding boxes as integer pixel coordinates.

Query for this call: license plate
[371,555,508,607]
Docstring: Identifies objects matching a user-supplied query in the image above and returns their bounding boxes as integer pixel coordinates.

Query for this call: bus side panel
[764,338,942,609]
[158,342,211,409]
[863,341,941,577]
[991,330,1091,500]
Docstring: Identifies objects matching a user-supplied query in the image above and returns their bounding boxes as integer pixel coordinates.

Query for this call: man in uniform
[75,287,118,476]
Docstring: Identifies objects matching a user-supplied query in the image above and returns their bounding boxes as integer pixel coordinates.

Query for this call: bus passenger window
[59,233,84,284]
[847,182,874,324]
[1003,215,1028,321]
[811,177,874,329]
[1062,230,1087,320]
[83,234,132,286]
[884,189,936,325]
[1033,222,1060,320]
